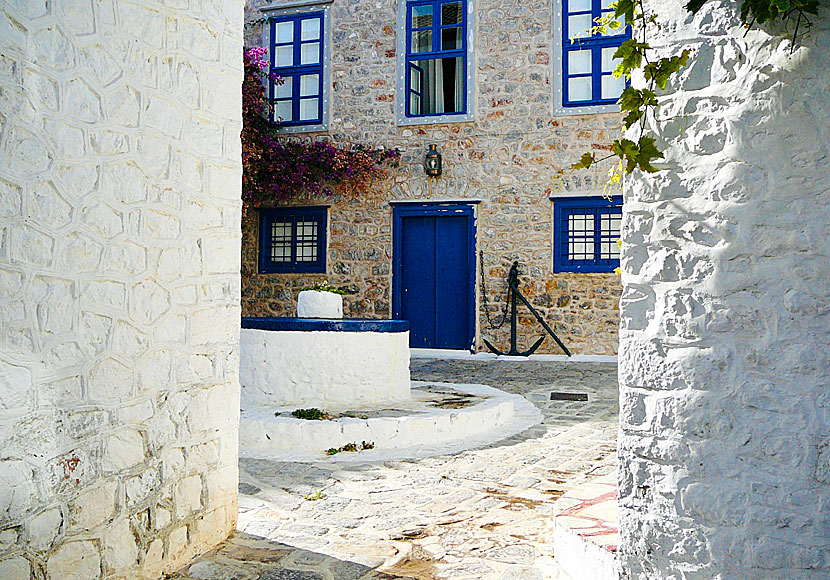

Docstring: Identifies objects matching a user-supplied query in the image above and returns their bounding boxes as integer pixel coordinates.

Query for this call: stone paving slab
[169,359,619,580]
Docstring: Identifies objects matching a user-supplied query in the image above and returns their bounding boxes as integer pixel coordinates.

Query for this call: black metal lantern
[424,144,442,177]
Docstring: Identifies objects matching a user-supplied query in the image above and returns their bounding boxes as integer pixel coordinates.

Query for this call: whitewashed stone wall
[0,1,243,578]
[618,1,830,578]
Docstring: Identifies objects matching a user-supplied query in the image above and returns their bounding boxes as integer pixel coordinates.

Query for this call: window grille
[553,196,622,273]
[259,207,327,273]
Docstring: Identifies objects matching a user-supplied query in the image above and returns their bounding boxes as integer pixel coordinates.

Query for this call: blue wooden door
[393,204,475,350]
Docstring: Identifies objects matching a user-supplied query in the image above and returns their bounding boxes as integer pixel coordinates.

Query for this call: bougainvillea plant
[572,0,818,179]
[242,48,399,209]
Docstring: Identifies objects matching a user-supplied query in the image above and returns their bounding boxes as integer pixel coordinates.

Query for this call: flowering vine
[242,48,399,209]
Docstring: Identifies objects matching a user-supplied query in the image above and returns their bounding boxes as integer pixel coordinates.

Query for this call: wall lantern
[424,144,442,177]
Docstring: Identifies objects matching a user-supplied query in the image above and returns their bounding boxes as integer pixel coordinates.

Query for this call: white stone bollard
[297,290,343,318]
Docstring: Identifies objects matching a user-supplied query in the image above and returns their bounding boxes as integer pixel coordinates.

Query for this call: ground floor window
[552,195,622,273]
[259,206,327,273]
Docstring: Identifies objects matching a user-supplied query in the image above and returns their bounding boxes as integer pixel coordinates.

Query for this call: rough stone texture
[618,2,830,578]
[0,1,243,578]
[241,0,622,355]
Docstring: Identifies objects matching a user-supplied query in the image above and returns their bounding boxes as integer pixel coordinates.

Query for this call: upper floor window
[265,3,331,133]
[553,0,631,115]
[552,195,622,273]
[259,206,328,274]
[397,0,475,125]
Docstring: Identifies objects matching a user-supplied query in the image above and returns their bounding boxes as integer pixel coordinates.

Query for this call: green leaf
[571,152,596,171]
[685,0,709,13]
[614,0,638,25]
[613,40,650,78]
[635,136,664,173]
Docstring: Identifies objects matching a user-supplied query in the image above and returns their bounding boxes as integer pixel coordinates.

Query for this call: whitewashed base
[239,382,543,461]
[240,328,410,410]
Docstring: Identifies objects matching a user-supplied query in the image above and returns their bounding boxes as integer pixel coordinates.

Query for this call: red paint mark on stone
[385,49,396,58]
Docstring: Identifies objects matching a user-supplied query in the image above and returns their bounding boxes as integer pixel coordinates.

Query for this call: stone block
[102,429,145,473]
[46,540,101,580]
[175,474,202,517]
[26,506,63,551]
[0,555,30,579]
[69,480,117,530]
[0,460,35,527]
[102,518,139,571]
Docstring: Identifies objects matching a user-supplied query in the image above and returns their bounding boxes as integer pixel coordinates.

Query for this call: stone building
[242,0,629,355]
[0,1,243,578]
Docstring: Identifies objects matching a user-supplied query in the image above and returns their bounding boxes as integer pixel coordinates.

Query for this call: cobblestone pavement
[170,359,619,580]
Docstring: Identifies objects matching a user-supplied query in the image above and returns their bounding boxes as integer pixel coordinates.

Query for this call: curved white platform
[239,381,543,462]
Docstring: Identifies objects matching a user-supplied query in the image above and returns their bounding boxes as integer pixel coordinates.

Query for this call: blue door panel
[400,216,437,347]
[434,216,469,349]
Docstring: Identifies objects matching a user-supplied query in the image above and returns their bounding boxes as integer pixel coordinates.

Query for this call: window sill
[396,112,474,127]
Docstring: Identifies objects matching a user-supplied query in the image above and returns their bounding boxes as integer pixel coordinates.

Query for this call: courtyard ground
[170,358,619,580]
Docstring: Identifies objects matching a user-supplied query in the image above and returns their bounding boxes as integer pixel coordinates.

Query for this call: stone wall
[618,1,830,578]
[242,0,622,355]
[0,1,243,578]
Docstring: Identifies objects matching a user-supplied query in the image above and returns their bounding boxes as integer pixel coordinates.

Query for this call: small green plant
[291,408,330,420]
[325,441,375,455]
[303,491,326,501]
[302,281,345,295]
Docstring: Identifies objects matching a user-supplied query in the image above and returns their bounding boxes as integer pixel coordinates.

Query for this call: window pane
[568,0,592,13]
[568,14,593,39]
[411,29,432,53]
[601,73,625,100]
[300,42,320,65]
[301,17,321,41]
[441,27,462,51]
[275,76,292,99]
[601,0,615,7]
[410,91,421,115]
[297,221,317,237]
[441,2,463,25]
[568,49,592,75]
[601,47,620,73]
[275,21,293,44]
[299,98,319,120]
[300,74,319,96]
[407,57,464,115]
[568,76,592,102]
[276,100,292,122]
[276,45,293,67]
[412,4,433,28]
[410,66,422,92]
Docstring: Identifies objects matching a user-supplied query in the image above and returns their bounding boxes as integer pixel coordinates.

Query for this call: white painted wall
[618,2,830,578]
[0,1,243,578]
[240,328,411,410]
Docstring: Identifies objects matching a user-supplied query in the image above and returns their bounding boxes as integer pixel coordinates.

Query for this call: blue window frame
[553,196,622,273]
[404,0,468,118]
[561,0,631,109]
[259,207,327,274]
[269,12,325,126]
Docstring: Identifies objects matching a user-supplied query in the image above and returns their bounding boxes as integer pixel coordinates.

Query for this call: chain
[479,251,511,330]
